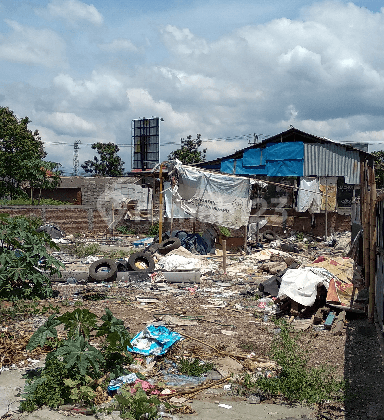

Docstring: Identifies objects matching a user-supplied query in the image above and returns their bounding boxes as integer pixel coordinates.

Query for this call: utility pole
[73,140,81,176]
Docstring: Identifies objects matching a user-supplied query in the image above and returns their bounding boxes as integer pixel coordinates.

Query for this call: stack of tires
[88,237,182,282]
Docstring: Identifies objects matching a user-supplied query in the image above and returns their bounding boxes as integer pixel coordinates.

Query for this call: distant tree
[372,151,384,189]
[81,142,124,176]
[0,107,61,199]
[168,134,207,164]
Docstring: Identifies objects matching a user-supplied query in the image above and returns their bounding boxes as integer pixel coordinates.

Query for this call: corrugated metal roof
[304,142,361,184]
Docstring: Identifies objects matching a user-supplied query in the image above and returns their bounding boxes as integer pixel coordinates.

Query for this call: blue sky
[1,0,384,174]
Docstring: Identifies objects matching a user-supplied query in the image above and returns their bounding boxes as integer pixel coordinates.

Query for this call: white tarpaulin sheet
[296,177,321,213]
[170,162,252,228]
[164,182,192,219]
[278,267,333,306]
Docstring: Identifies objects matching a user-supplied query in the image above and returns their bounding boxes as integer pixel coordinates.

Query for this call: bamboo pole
[158,164,163,244]
[325,177,328,241]
[363,161,371,287]
[368,165,377,321]
[222,239,227,274]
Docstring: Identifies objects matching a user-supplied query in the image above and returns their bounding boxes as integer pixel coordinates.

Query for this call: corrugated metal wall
[304,143,361,184]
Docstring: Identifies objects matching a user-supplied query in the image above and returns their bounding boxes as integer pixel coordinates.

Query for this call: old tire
[158,237,181,255]
[89,258,118,282]
[128,252,155,272]
[263,230,276,242]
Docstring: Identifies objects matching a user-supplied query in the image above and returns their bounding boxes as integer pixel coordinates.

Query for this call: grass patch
[0,299,60,323]
[240,320,344,404]
[0,198,73,205]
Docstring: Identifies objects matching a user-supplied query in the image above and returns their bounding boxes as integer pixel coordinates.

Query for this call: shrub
[21,308,133,412]
[147,223,159,237]
[0,214,63,300]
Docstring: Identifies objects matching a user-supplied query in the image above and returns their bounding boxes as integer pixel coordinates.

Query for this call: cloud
[99,38,138,53]
[0,20,67,68]
[43,112,97,135]
[40,0,103,25]
[126,88,195,130]
[53,71,128,111]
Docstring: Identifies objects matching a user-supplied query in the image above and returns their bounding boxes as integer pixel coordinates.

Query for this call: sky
[1,0,384,175]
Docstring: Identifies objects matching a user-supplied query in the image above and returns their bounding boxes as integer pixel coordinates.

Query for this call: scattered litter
[107,373,138,394]
[218,403,232,409]
[129,325,183,356]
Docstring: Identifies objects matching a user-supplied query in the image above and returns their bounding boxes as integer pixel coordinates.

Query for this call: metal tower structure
[73,140,81,176]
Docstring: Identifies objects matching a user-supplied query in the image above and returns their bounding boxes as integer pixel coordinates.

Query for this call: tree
[168,134,207,164]
[372,151,384,189]
[0,107,60,199]
[81,142,125,176]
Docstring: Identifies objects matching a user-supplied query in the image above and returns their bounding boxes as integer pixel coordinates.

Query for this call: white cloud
[0,20,66,68]
[99,38,138,53]
[41,0,103,25]
[126,88,195,130]
[43,112,97,135]
[53,71,127,111]
[161,25,209,55]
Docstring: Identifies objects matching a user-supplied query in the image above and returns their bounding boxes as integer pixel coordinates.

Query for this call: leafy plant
[116,225,136,235]
[218,226,231,237]
[147,223,159,237]
[177,357,214,376]
[252,320,344,404]
[115,383,166,420]
[21,308,133,412]
[0,214,63,300]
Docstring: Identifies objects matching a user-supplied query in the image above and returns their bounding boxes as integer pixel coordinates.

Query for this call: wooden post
[325,177,328,241]
[244,225,247,252]
[112,203,114,238]
[368,165,377,321]
[158,164,163,243]
[222,239,227,274]
[364,161,371,288]
[151,183,154,227]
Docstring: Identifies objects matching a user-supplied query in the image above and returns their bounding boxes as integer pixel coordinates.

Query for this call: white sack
[278,267,333,306]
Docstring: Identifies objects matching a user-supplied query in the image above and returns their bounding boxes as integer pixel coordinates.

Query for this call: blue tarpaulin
[128,325,183,356]
[221,142,304,177]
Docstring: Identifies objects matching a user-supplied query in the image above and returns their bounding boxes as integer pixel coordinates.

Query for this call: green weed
[246,320,344,404]
[116,226,136,235]
[177,357,214,376]
[147,223,159,237]
[114,383,169,420]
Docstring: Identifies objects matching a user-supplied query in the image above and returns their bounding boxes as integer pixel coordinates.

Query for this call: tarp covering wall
[171,162,252,228]
[221,141,304,177]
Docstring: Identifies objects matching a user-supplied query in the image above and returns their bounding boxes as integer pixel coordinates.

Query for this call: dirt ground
[1,233,384,420]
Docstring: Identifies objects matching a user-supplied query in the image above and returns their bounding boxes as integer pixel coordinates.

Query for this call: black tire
[263,230,276,241]
[158,237,181,255]
[128,252,155,272]
[89,258,118,282]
